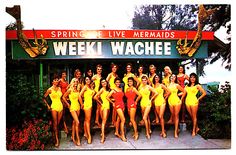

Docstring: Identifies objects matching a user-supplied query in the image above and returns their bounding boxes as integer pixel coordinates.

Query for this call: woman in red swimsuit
[125,77,141,140]
[177,65,189,123]
[107,77,127,142]
[58,71,69,135]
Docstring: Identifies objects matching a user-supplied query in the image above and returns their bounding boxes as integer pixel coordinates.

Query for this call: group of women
[43,63,206,147]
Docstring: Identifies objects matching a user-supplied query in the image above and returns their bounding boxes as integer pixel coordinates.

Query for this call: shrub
[198,81,231,139]
[6,119,52,150]
[6,73,50,127]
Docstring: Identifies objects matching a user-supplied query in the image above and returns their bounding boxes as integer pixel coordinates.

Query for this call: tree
[132,4,231,75]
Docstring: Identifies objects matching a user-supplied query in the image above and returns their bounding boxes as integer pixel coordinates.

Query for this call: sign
[6,30,214,40]
[7,30,213,60]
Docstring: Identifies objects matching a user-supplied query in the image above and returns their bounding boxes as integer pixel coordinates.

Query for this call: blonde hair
[149,64,156,70]
[164,66,172,75]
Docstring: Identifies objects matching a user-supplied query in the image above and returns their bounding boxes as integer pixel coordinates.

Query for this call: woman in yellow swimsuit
[137,65,148,126]
[149,64,159,125]
[182,73,206,137]
[136,76,158,139]
[167,74,184,138]
[92,64,103,127]
[79,76,95,144]
[63,80,81,146]
[94,78,110,143]
[69,69,84,91]
[153,74,170,138]
[106,63,118,127]
[162,66,175,124]
[43,74,63,147]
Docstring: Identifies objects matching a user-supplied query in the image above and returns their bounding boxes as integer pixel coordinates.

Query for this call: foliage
[6,119,52,150]
[132,4,231,75]
[198,81,231,139]
[6,72,50,127]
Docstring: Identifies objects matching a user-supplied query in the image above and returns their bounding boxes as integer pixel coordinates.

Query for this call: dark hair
[51,73,59,84]
[84,76,91,84]
[99,78,110,91]
[127,77,136,87]
[178,65,185,74]
[96,64,102,69]
[53,73,59,80]
[188,73,199,86]
[85,68,93,78]
[137,64,146,74]
[126,63,133,73]
[169,74,178,83]
[60,70,67,77]
[110,63,118,69]
[153,74,162,85]
[114,77,121,83]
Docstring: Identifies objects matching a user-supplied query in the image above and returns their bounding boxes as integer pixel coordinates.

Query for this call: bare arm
[92,74,97,81]
[106,73,112,82]
[177,84,184,96]
[149,86,158,101]
[79,86,87,109]
[197,84,207,101]
[42,88,51,110]
[62,89,71,108]
[133,75,140,88]
[106,90,115,107]
[133,88,141,104]
[181,87,187,102]
[161,84,171,100]
[94,89,103,105]
[185,74,189,81]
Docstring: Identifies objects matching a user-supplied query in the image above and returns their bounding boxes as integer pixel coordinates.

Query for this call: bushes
[6,72,53,150]
[6,119,52,150]
[198,81,231,139]
[6,72,50,127]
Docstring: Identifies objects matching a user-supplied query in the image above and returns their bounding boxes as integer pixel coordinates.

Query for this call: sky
[1,0,235,154]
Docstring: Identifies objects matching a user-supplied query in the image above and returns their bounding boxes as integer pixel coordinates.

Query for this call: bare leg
[116,108,127,142]
[70,110,80,146]
[167,105,174,124]
[63,109,68,134]
[173,104,181,138]
[95,103,101,127]
[153,104,159,124]
[51,110,59,147]
[84,108,92,144]
[168,105,174,124]
[181,101,186,123]
[130,108,138,140]
[190,105,199,136]
[101,109,109,143]
[115,116,120,137]
[71,121,75,142]
[157,104,166,137]
[142,106,151,139]
[112,107,117,126]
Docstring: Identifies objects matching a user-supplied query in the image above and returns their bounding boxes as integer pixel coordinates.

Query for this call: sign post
[39,62,43,97]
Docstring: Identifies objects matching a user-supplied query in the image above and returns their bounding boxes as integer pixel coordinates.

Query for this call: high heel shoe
[54,142,59,148]
[76,140,81,146]
[114,132,121,138]
[134,134,139,140]
[146,134,151,139]
[174,132,178,138]
[120,136,127,142]
[162,132,167,138]
[87,136,92,144]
